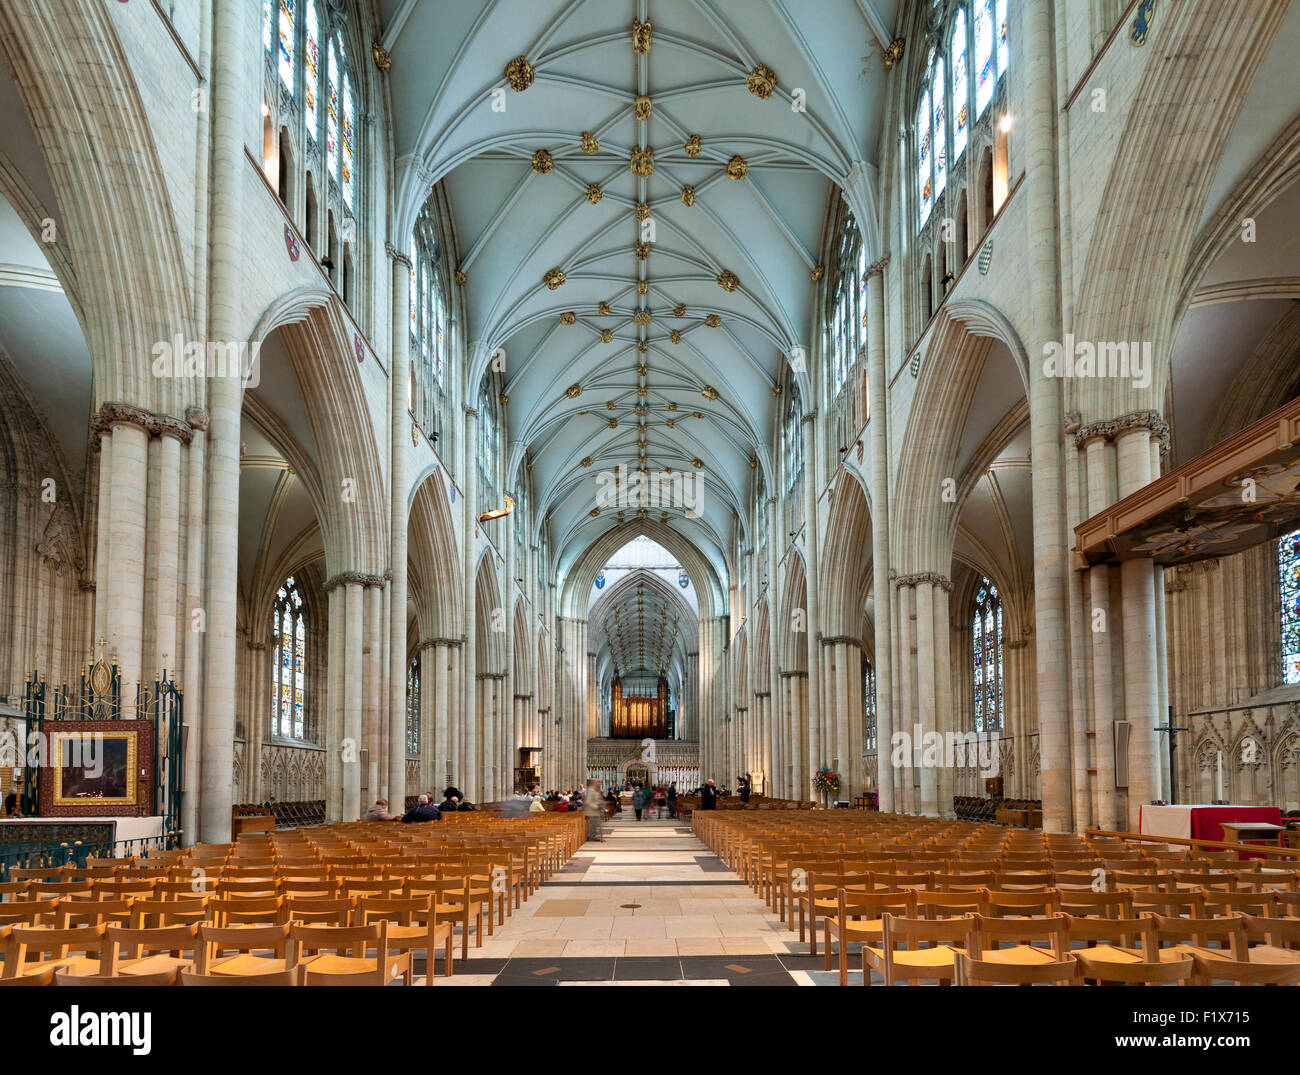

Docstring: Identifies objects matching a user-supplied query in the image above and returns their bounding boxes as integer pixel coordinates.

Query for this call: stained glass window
[277,0,295,94]
[263,0,273,52]
[917,89,933,225]
[951,7,968,161]
[972,576,1003,734]
[407,656,421,756]
[271,576,307,740]
[864,659,878,752]
[783,383,803,490]
[1280,529,1300,685]
[342,69,355,209]
[975,0,995,117]
[996,0,1009,77]
[304,1,319,140]
[932,56,947,200]
[326,39,340,179]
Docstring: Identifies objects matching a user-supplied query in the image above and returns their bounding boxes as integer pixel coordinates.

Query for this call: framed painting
[37,720,154,818]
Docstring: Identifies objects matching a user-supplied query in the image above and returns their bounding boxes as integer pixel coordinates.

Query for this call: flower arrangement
[813,766,840,795]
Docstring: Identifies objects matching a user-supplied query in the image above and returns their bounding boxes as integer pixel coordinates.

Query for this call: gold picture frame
[51,729,139,808]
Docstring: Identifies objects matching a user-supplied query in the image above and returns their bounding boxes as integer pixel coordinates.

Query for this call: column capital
[864,256,890,278]
[894,571,952,592]
[385,242,412,269]
[323,571,387,593]
[1073,409,1170,453]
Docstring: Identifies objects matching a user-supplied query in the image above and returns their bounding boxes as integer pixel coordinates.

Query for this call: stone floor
[415,809,862,985]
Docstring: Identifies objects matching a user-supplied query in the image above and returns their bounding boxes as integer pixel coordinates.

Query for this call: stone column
[325,581,344,821]
[1117,426,1159,823]
[364,580,383,803]
[934,582,953,816]
[151,428,183,684]
[1083,434,1118,828]
[341,581,364,820]
[914,578,938,815]
[896,580,915,814]
[1022,0,1070,832]
[181,408,207,846]
[461,406,478,797]
[102,415,149,704]
[387,245,412,820]
[201,0,255,844]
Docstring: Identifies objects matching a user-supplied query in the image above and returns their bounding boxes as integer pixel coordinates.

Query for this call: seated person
[364,798,399,821]
[401,794,442,823]
[528,797,545,813]
[437,795,459,813]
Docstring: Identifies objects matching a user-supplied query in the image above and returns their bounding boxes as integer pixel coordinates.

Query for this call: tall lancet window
[972,576,1003,733]
[864,659,878,752]
[1281,529,1300,685]
[407,656,421,755]
[271,576,308,740]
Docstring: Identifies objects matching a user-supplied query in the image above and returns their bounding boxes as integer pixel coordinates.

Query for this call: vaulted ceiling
[381,0,897,595]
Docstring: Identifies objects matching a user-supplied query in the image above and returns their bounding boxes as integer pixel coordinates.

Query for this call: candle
[1215,750,1224,802]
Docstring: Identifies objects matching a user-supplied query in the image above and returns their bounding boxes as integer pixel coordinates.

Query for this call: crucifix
[1154,706,1189,805]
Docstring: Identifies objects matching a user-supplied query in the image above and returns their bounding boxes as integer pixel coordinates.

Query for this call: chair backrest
[197,922,291,969]
[1201,891,1277,917]
[1240,913,1300,952]
[968,912,1068,957]
[357,894,435,927]
[986,889,1061,917]
[0,898,59,926]
[56,897,135,927]
[129,897,210,928]
[103,923,198,971]
[7,923,106,973]
[879,913,973,951]
[915,889,989,919]
[1062,912,1155,952]
[290,920,385,959]
[1131,889,1206,917]
[284,896,354,924]
[1056,889,1134,917]
[1152,913,1246,957]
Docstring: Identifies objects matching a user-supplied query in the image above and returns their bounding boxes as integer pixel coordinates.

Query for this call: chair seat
[24,954,101,976]
[1173,943,1231,961]
[979,944,1056,966]
[865,944,963,968]
[210,953,292,976]
[304,953,377,976]
[1245,944,1300,965]
[1073,944,1143,965]
[837,918,885,938]
[119,954,191,976]
[387,923,452,943]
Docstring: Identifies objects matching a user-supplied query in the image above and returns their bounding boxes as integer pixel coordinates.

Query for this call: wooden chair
[1132,889,1206,917]
[1057,889,1134,917]
[0,965,53,986]
[0,898,59,929]
[955,950,1078,985]
[56,897,136,927]
[3,923,106,978]
[1180,956,1300,985]
[967,912,1072,969]
[55,966,179,986]
[129,897,210,928]
[0,881,32,902]
[356,895,453,982]
[1065,914,1194,985]
[986,889,1061,918]
[862,913,972,986]
[823,888,922,985]
[1239,914,1300,964]
[180,968,298,986]
[196,923,294,977]
[404,878,480,962]
[100,924,197,977]
[284,896,354,925]
[932,870,997,892]
[1201,891,1277,917]
[434,867,494,953]
[207,896,286,927]
[796,868,869,954]
[1152,914,1246,983]
[915,889,989,920]
[291,921,412,986]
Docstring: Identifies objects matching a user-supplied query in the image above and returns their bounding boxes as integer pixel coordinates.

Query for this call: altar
[1138,803,1283,844]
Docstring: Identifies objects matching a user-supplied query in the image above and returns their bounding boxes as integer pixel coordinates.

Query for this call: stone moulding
[893,572,954,592]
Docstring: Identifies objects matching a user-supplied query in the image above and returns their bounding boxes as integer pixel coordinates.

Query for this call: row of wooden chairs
[0,915,438,986]
[837,907,1300,987]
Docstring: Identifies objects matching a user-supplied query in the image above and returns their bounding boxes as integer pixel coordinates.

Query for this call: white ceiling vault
[381,0,897,599]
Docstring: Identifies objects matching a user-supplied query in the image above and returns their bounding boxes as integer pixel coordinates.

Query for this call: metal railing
[0,834,175,881]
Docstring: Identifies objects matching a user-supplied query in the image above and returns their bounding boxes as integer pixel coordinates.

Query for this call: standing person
[653,784,666,818]
[667,782,677,819]
[631,784,646,821]
[739,776,751,804]
[583,778,605,842]
[700,778,717,810]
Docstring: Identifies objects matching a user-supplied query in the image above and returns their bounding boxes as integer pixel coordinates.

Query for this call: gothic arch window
[1280,528,1300,685]
[864,658,878,752]
[914,1,1011,231]
[972,576,1003,733]
[409,206,448,437]
[829,212,867,398]
[262,0,363,301]
[782,382,803,492]
[406,655,421,756]
[478,376,501,514]
[271,576,308,741]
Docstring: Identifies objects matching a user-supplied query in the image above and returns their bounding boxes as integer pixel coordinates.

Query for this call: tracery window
[864,659,878,752]
[915,1,1010,229]
[271,576,308,741]
[263,0,361,293]
[972,576,1003,734]
[782,383,803,492]
[407,656,421,756]
[1280,529,1300,685]
[409,207,448,437]
[829,213,867,398]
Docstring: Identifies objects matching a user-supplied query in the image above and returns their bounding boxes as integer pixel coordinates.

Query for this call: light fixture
[479,494,515,523]
[1000,114,1013,133]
